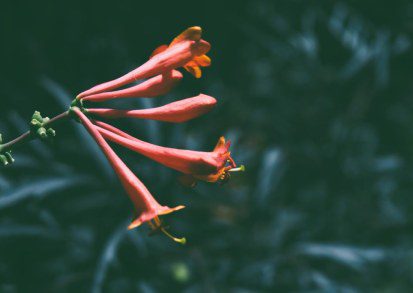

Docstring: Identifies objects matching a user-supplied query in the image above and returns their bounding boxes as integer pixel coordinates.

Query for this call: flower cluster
[30,111,56,140]
[73,27,244,244]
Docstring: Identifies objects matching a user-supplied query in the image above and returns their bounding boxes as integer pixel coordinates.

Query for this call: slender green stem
[0,111,70,153]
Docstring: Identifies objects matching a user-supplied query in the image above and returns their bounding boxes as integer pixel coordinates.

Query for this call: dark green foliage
[1,0,413,291]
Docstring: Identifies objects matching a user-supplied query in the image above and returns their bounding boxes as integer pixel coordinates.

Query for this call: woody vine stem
[0,96,88,155]
[0,110,70,155]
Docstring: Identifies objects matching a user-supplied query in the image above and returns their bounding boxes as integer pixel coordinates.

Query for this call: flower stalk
[0,110,69,154]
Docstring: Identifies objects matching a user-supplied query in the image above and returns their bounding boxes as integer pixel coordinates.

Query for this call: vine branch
[0,110,70,153]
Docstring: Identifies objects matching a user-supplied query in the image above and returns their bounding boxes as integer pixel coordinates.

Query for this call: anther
[228,165,245,173]
[149,216,186,245]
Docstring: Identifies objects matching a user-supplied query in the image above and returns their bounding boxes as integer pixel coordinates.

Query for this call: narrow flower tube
[72,108,185,232]
[81,70,183,102]
[77,26,211,98]
[87,94,217,123]
[93,121,242,184]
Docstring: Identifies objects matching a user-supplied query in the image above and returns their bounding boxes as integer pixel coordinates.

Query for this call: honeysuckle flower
[87,94,217,123]
[150,26,211,78]
[72,107,186,244]
[93,121,244,185]
[81,70,183,102]
[77,26,211,98]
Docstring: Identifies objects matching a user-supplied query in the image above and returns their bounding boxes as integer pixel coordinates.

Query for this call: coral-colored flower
[72,107,185,243]
[87,94,217,123]
[93,120,243,185]
[151,26,211,78]
[81,70,183,102]
[77,26,210,98]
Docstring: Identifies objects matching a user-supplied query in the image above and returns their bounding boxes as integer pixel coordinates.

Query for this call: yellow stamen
[160,227,187,245]
[154,216,162,226]
[228,165,245,173]
[150,216,186,245]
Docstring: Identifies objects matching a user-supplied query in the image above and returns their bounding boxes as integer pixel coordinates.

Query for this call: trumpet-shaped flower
[87,94,217,123]
[73,107,185,243]
[81,70,183,102]
[77,26,210,98]
[93,120,244,185]
[151,26,211,78]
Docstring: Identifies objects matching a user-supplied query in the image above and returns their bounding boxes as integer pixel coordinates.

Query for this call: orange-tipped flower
[151,26,211,78]
[93,121,243,185]
[77,26,211,98]
[87,94,217,123]
[81,70,183,102]
[72,107,185,243]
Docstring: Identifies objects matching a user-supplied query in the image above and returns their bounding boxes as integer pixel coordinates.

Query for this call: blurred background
[1,0,413,291]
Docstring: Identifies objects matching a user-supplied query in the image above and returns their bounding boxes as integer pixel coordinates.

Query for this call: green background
[1,0,413,291]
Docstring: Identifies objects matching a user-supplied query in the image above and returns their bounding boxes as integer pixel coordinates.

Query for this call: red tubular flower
[81,70,183,102]
[87,94,217,123]
[93,121,244,185]
[77,26,210,99]
[72,107,185,243]
[150,26,211,78]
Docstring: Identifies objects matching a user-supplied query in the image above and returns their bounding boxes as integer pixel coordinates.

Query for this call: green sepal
[0,133,2,144]
[69,107,81,122]
[5,151,14,164]
[71,98,84,108]
[46,128,56,137]
[0,154,8,166]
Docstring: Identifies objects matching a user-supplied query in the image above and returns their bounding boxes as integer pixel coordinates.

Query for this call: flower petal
[184,65,202,78]
[82,70,183,102]
[170,26,202,46]
[73,108,184,230]
[128,205,185,229]
[193,55,211,67]
[150,44,169,59]
[88,94,217,123]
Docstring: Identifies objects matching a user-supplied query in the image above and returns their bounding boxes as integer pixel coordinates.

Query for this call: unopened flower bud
[37,127,47,139]
[30,119,42,127]
[32,111,43,123]
[47,128,56,137]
